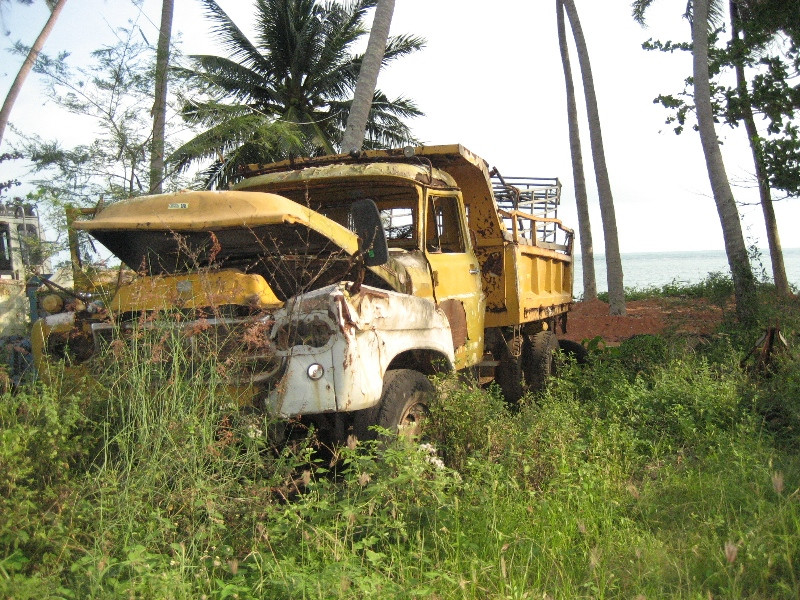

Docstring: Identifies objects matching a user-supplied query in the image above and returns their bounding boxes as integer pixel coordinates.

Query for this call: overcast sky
[1,0,798,254]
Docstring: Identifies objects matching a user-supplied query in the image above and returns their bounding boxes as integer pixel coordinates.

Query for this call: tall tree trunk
[693,0,757,323]
[0,0,67,146]
[730,0,790,296]
[149,0,174,194]
[556,0,596,300]
[561,0,626,315]
[340,0,394,152]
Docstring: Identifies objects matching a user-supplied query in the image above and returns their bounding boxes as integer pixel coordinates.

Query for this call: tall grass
[1,280,799,598]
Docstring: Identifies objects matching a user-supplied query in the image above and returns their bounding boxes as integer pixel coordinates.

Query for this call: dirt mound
[562,298,725,345]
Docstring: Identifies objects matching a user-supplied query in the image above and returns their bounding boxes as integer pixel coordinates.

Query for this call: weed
[2,287,799,598]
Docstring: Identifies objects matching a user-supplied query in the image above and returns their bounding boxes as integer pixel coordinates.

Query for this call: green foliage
[14,27,190,204]
[640,4,800,197]
[9,27,197,269]
[3,296,800,598]
[597,270,736,303]
[0,151,23,198]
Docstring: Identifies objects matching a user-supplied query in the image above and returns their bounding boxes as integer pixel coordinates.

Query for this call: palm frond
[683,0,728,30]
[191,125,307,190]
[180,0,422,170]
[706,0,727,27]
[254,0,319,77]
[306,61,358,101]
[168,114,298,170]
[181,56,279,105]
[382,34,426,63]
[198,0,272,75]
[329,91,422,150]
[313,0,371,79]
[180,100,259,127]
[341,34,425,93]
[632,0,658,25]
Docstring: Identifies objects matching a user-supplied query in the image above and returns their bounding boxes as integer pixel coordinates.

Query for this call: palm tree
[149,0,174,194]
[0,0,67,147]
[560,0,626,315]
[556,0,597,301]
[172,0,422,188]
[633,0,757,323]
[341,0,395,153]
[729,0,789,296]
[694,0,757,322]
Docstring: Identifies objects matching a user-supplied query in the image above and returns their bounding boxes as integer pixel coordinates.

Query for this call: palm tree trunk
[693,0,757,323]
[556,0,596,301]
[561,0,625,315]
[0,0,67,146]
[340,0,394,153]
[730,0,790,296]
[149,0,174,194]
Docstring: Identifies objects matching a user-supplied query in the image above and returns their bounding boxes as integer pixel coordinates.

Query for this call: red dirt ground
[561,298,726,345]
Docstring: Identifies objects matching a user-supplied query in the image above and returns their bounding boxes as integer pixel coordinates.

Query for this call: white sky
[1,0,798,253]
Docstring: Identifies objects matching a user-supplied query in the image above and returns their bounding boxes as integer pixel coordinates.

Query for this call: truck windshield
[272,181,419,250]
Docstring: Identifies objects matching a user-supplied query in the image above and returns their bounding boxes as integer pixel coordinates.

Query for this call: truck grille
[91,316,285,385]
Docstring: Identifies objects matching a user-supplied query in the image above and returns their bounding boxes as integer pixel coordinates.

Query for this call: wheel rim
[397,394,428,437]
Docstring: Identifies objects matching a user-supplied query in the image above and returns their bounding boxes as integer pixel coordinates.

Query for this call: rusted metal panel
[475,247,505,312]
[236,161,459,192]
[484,241,573,329]
[319,283,454,417]
[438,298,468,350]
[112,270,282,312]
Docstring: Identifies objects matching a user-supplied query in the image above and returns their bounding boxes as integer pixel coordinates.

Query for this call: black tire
[557,339,589,365]
[523,331,558,393]
[494,336,524,404]
[376,369,434,438]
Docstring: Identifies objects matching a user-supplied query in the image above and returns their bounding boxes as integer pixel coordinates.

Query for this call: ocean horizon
[573,247,800,298]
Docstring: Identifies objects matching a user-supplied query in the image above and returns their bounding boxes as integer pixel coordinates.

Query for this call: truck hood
[74,190,410,300]
[75,189,360,255]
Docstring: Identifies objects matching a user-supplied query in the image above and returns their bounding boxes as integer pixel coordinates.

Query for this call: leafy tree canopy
[640,2,800,197]
[10,26,190,262]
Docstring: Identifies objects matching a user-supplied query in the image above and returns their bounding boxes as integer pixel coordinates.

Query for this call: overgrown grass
[2,280,799,598]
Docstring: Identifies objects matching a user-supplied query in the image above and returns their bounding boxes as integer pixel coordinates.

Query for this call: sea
[573,247,800,298]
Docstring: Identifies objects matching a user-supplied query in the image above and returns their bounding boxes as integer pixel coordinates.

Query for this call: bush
[2,292,799,598]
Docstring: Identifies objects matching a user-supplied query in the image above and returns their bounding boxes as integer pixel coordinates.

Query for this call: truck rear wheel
[523,331,558,393]
[495,336,524,404]
[558,339,589,364]
[376,369,434,438]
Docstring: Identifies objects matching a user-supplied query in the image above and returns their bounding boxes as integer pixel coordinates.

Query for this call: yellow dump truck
[31,144,574,438]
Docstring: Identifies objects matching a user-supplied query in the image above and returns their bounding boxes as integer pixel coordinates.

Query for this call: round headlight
[40,293,64,314]
[307,363,325,380]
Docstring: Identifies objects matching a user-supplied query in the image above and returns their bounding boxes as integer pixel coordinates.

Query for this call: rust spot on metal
[439,298,468,350]
[414,173,451,188]
[480,251,503,277]
[356,288,390,300]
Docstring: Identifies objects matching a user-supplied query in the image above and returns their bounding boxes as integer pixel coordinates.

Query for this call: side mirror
[350,199,389,267]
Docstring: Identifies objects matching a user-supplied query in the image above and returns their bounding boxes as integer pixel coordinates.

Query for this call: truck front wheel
[377,369,435,438]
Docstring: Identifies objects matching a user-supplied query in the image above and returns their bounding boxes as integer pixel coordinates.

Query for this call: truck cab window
[426,195,465,253]
[0,224,11,271]
[379,205,415,246]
